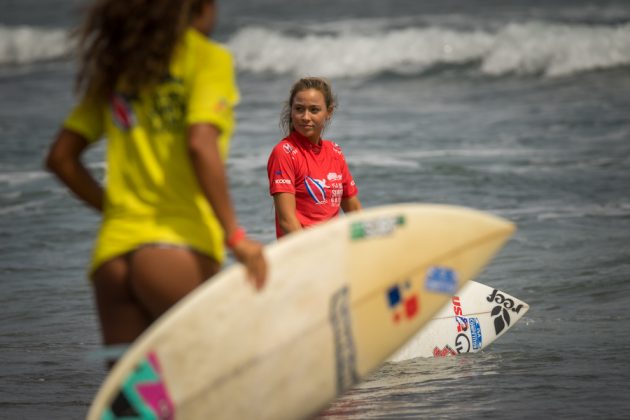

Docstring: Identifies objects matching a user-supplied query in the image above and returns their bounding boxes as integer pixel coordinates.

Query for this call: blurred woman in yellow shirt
[45,0,266,354]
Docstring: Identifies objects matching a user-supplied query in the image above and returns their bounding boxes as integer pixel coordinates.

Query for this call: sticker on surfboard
[389,280,529,361]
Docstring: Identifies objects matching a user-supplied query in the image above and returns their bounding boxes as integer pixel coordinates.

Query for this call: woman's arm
[341,195,362,213]
[272,192,302,235]
[187,123,266,289]
[45,128,104,212]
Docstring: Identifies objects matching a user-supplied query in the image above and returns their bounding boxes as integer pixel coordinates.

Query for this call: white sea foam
[3,20,628,78]
[228,21,630,78]
[0,198,51,216]
[347,148,534,168]
[491,203,630,220]
[349,154,421,169]
[0,170,49,187]
[0,25,72,65]
[481,22,630,77]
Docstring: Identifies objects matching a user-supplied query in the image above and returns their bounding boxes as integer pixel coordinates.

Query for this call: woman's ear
[192,1,217,36]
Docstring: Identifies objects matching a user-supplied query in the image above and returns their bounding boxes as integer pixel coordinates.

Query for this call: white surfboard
[390,281,529,361]
[87,204,514,420]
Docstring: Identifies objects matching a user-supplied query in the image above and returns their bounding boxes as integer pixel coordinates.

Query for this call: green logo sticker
[350,215,405,240]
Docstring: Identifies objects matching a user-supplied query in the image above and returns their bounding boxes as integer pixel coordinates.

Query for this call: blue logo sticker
[425,267,458,294]
[387,285,401,307]
[469,317,482,350]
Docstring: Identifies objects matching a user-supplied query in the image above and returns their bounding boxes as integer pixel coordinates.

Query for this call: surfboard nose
[343,204,516,373]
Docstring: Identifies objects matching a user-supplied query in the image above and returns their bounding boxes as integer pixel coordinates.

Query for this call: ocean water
[1,0,630,418]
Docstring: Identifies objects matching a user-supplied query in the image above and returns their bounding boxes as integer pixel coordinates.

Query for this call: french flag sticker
[386,281,420,324]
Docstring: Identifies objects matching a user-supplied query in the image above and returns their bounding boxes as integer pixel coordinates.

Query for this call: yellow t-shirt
[63,29,240,275]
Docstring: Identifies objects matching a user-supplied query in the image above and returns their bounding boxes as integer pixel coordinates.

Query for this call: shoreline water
[1,1,630,418]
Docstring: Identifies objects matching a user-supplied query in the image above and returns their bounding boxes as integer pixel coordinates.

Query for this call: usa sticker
[386,280,420,324]
[425,266,458,295]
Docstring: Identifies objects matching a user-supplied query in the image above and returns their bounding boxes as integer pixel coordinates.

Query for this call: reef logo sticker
[487,289,525,335]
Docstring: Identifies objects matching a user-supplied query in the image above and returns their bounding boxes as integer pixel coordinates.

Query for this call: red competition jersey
[267,130,359,238]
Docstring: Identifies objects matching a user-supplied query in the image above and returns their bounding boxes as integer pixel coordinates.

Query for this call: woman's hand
[231,237,267,291]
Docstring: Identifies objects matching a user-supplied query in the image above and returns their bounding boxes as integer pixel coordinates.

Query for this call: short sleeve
[187,44,240,132]
[63,95,104,143]
[267,142,297,195]
[334,143,358,198]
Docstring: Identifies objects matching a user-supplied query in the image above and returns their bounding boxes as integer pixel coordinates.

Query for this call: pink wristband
[226,227,246,249]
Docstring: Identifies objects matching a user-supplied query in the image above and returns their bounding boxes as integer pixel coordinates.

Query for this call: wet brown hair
[75,0,212,98]
[280,77,337,136]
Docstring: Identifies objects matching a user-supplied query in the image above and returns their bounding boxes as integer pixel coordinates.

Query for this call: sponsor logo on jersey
[274,179,292,184]
[147,75,186,131]
[283,143,295,154]
[304,176,327,204]
[111,93,135,131]
[386,280,420,324]
[213,97,229,113]
[327,172,342,181]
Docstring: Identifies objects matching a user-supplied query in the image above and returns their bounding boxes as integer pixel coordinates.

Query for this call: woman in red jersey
[267,77,362,238]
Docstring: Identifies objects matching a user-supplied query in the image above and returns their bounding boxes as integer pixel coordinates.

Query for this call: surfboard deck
[390,281,529,361]
[87,204,515,420]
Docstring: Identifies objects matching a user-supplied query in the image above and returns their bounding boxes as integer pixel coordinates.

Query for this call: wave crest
[228,21,630,78]
[2,20,628,79]
[0,25,72,65]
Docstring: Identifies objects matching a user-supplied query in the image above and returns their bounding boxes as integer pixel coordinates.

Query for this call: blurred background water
[1,0,629,418]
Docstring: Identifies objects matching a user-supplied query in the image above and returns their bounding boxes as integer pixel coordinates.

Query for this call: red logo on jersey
[111,93,135,131]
